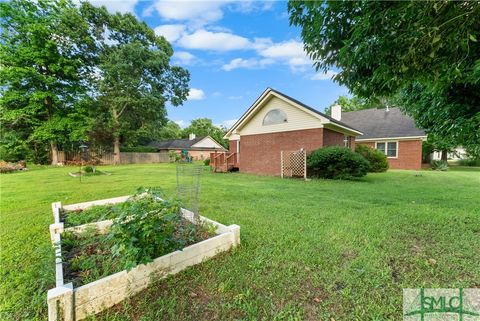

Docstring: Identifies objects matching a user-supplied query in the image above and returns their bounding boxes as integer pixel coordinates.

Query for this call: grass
[1,164,479,320]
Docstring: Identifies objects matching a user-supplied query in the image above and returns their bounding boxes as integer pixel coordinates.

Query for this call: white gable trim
[191,136,225,150]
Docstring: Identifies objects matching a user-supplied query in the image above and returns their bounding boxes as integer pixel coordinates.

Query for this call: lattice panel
[281,150,306,179]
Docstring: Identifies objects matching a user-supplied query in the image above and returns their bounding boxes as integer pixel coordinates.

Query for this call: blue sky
[92,0,349,129]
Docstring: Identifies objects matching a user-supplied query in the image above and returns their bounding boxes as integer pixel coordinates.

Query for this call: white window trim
[375,141,399,159]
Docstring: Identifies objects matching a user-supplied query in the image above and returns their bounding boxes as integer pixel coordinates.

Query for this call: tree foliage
[0,1,190,163]
[324,95,392,115]
[0,0,98,163]
[82,4,189,163]
[289,1,480,152]
[157,121,183,141]
[182,118,228,148]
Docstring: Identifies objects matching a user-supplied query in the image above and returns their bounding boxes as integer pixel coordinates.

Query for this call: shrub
[84,165,94,173]
[204,158,211,166]
[168,150,180,163]
[355,144,389,172]
[431,160,448,171]
[458,158,480,167]
[0,160,26,174]
[307,146,370,180]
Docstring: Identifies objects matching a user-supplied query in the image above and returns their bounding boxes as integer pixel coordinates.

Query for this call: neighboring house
[340,107,426,170]
[148,134,226,160]
[223,88,426,175]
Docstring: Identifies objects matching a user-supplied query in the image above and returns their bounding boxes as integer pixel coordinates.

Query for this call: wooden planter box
[48,196,240,321]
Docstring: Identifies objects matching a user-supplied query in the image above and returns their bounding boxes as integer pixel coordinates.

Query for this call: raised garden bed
[48,192,240,321]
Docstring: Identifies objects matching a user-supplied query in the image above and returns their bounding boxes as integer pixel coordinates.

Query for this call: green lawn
[1,164,479,320]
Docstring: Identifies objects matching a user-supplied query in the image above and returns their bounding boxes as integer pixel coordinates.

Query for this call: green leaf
[469,34,477,42]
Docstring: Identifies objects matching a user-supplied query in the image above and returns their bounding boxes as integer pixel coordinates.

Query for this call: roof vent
[331,104,342,121]
[189,133,196,140]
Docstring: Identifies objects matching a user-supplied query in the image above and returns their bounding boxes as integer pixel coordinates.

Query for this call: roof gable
[341,108,426,140]
[191,136,225,149]
[225,88,362,138]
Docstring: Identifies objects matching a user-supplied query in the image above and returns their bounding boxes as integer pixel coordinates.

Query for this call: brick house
[149,134,226,160]
[340,107,426,170]
[222,88,426,175]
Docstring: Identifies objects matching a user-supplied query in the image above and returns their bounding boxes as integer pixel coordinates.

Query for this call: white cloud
[257,40,312,71]
[212,91,222,97]
[222,57,274,71]
[88,0,139,15]
[172,51,196,65]
[216,39,313,71]
[178,29,250,51]
[227,96,243,100]
[187,88,205,100]
[153,0,226,27]
[311,70,338,80]
[154,24,186,43]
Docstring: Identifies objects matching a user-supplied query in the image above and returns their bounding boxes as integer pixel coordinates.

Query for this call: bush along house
[218,88,426,175]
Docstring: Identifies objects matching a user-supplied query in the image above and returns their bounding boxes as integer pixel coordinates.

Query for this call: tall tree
[182,118,228,148]
[289,1,480,153]
[324,95,393,115]
[157,121,183,141]
[0,0,97,164]
[94,9,189,163]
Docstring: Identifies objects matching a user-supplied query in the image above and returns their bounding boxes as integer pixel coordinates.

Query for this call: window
[375,141,397,158]
[263,109,288,125]
[387,142,397,157]
[344,135,351,148]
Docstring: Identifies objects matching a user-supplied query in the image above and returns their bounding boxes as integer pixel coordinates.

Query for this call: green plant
[458,158,480,167]
[168,150,180,163]
[307,146,370,180]
[84,165,94,173]
[109,188,212,270]
[204,158,211,166]
[431,160,449,171]
[355,144,389,172]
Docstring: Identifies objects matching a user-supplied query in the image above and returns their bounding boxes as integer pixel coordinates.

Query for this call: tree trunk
[441,150,448,161]
[51,141,59,165]
[112,108,121,165]
[113,136,120,165]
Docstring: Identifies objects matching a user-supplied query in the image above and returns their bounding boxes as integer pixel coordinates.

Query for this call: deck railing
[210,152,238,172]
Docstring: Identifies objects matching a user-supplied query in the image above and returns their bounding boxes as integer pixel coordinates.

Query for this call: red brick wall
[323,128,345,147]
[229,140,238,153]
[357,140,422,170]
[240,128,324,175]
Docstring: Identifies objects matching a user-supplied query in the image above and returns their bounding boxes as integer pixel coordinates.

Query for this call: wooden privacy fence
[57,151,169,165]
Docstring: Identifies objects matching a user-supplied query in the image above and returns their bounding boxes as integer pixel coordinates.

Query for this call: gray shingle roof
[148,137,227,151]
[148,137,203,150]
[341,108,426,140]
